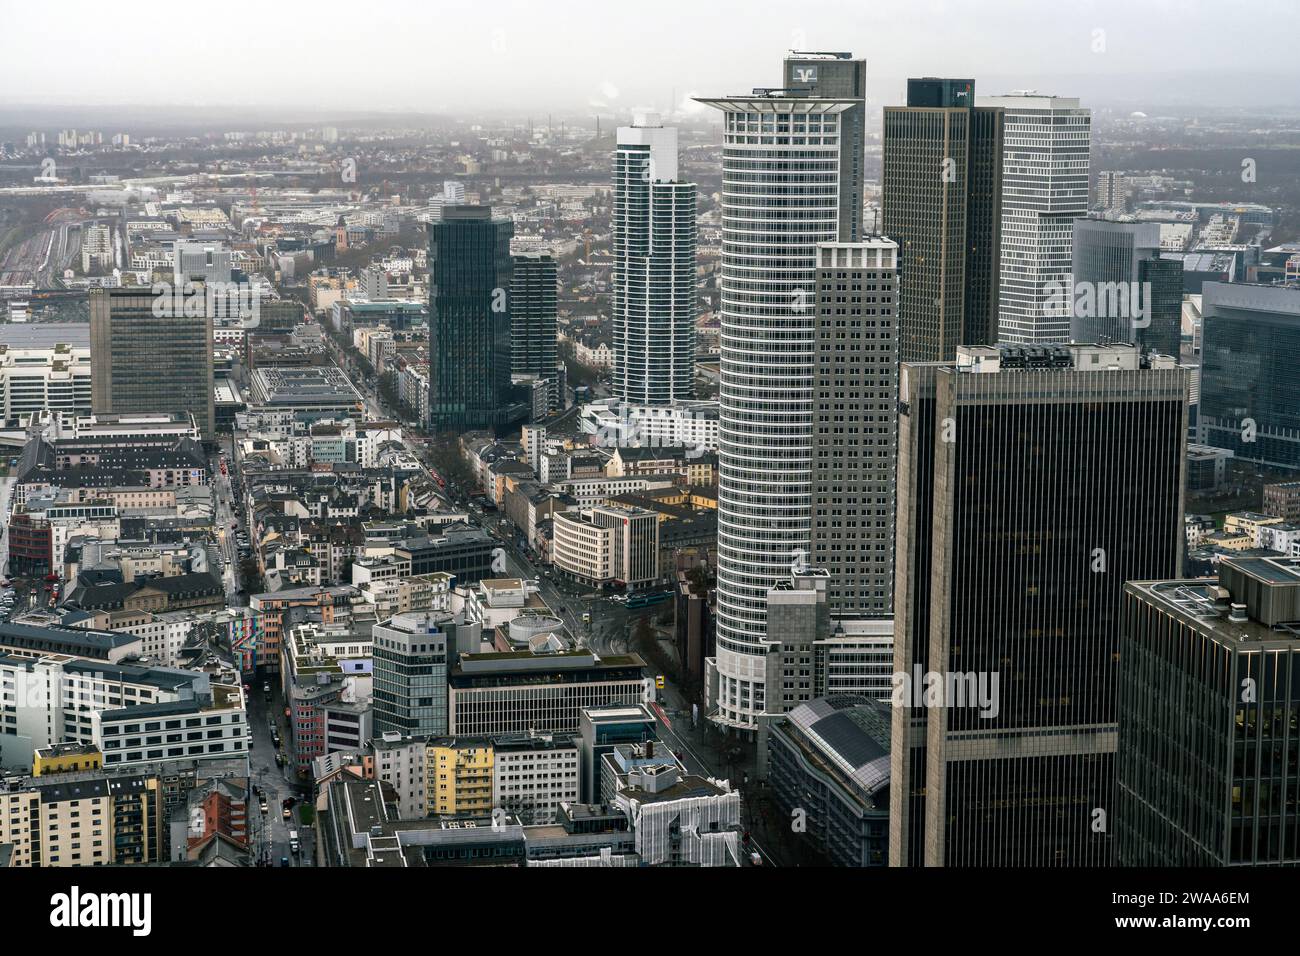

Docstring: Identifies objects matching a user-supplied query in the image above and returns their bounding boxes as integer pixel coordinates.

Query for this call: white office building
[977,93,1092,344]
[0,338,92,425]
[697,52,866,730]
[612,114,697,405]
[492,733,581,825]
[580,398,719,453]
[80,224,115,274]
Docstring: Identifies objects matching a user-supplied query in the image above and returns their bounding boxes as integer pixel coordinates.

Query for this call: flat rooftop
[1128,555,1300,646]
[0,323,90,348]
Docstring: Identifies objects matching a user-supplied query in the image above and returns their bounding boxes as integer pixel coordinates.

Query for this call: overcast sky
[2,0,1297,115]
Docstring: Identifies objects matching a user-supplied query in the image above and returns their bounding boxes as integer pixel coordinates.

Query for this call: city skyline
[3,0,1300,911]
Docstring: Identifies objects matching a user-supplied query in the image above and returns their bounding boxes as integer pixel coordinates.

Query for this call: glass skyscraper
[884,78,1004,362]
[892,344,1187,866]
[89,286,215,437]
[1119,556,1300,866]
[1199,282,1300,471]
[510,252,559,410]
[427,205,514,432]
[1070,215,1182,357]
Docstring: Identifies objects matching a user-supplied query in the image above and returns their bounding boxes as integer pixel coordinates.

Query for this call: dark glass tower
[428,206,514,432]
[1119,556,1300,865]
[891,343,1187,866]
[510,252,558,408]
[1199,282,1300,471]
[89,286,215,437]
[905,77,976,108]
[1070,216,1183,356]
[883,78,1003,362]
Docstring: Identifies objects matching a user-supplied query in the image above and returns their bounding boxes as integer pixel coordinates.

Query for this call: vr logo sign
[793,66,818,84]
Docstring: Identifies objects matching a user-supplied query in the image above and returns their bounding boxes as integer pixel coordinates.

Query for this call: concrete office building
[610,760,743,867]
[812,240,899,616]
[493,733,581,825]
[883,78,1003,362]
[612,113,697,405]
[89,286,215,438]
[97,697,250,771]
[581,398,720,452]
[1118,556,1300,865]
[976,93,1092,344]
[552,505,660,588]
[891,343,1187,867]
[756,568,894,778]
[173,240,232,284]
[371,731,431,820]
[0,337,92,426]
[697,51,866,732]
[449,649,647,737]
[428,205,515,432]
[1199,282,1300,472]
[1070,216,1183,356]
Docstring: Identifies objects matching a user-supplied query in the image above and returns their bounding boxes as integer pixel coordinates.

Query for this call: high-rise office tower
[1198,282,1300,471]
[891,343,1187,866]
[89,286,215,437]
[510,252,558,409]
[1095,171,1130,213]
[883,78,1004,362]
[977,93,1091,345]
[611,114,697,405]
[1070,216,1182,357]
[372,611,455,738]
[697,51,865,732]
[811,239,899,616]
[427,205,514,432]
[1117,556,1300,866]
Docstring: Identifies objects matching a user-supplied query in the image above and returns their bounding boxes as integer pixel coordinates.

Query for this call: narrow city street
[245,687,315,866]
[0,475,16,581]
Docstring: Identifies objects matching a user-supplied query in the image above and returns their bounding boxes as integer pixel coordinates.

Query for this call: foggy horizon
[4,0,1299,117]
